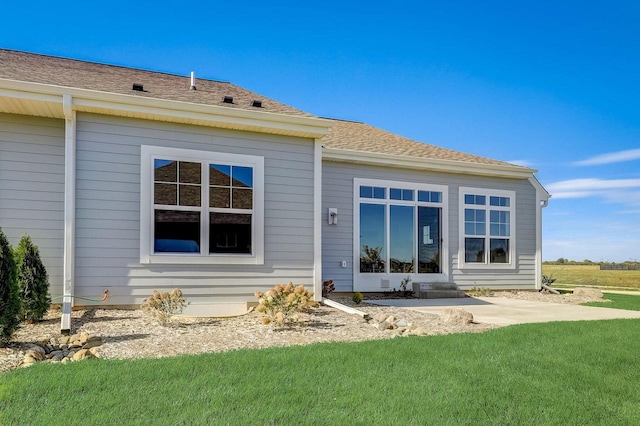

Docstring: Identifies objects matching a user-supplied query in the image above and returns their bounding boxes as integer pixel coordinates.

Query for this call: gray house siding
[73,113,316,306]
[322,160,538,291]
[0,113,65,298]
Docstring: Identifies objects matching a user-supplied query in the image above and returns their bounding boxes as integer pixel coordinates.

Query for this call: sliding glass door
[356,180,447,291]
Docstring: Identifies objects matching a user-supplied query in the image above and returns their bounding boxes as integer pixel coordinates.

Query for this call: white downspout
[529,177,550,291]
[61,94,76,333]
[312,139,323,300]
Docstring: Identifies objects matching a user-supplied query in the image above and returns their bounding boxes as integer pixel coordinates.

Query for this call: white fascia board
[528,176,551,205]
[0,85,63,105]
[0,78,330,138]
[323,147,537,179]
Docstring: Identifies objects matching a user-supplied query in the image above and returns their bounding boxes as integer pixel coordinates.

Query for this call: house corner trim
[313,139,322,300]
[61,94,76,332]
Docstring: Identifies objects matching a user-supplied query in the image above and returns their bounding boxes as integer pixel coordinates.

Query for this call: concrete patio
[366,297,640,326]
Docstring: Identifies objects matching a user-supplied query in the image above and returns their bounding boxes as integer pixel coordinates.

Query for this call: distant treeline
[543,258,640,269]
[600,263,640,270]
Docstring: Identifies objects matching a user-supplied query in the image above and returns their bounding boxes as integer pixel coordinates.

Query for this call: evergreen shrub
[15,235,50,322]
[0,228,20,344]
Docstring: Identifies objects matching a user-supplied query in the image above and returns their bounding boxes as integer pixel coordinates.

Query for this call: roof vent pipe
[190,71,196,90]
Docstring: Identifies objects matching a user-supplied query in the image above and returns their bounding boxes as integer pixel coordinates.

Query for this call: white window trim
[458,187,516,270]
[140,145,264,265]
[353,177,449,289]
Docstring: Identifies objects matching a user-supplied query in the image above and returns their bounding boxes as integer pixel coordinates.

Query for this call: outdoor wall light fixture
[328,208,338,225]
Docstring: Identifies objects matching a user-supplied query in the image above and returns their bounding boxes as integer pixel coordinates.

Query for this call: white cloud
[546,178,640,199]
[574,148,640,166]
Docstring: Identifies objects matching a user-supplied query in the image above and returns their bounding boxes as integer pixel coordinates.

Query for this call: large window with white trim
[141,146,264,264]
[460,188,515,267]
[356,179,447,276]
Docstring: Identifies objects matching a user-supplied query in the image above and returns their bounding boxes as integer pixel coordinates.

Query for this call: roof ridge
[319,116,364,124]
[0,48,232,84]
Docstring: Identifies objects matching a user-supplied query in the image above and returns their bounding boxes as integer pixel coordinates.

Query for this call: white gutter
[312,139,323,301]
[0,78,330,139]
[529,176,551,290]
[323,147,537,179]
[61,94,76,333]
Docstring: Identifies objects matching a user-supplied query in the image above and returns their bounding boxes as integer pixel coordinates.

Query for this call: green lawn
[583,293,640,311]
[2,320,640,425]
[543,264,640,289]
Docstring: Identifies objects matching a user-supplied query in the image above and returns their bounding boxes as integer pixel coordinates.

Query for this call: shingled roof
[0,49,311,117]
[0,48,529,172]
[321,118,519,168]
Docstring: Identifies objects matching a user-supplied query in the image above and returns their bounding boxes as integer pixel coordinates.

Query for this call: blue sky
[2,1,639,262]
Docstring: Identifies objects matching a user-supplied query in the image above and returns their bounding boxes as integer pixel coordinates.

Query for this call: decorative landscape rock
[20,333,102,367]
[441,308,474,325]
[367,314,431,336]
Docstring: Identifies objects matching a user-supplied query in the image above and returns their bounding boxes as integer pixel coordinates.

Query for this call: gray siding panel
[322,160,539,291]
[74,113,316,305]
[0,113,65,298]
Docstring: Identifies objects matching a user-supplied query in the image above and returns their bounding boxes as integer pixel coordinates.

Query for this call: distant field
[543,265,640,289]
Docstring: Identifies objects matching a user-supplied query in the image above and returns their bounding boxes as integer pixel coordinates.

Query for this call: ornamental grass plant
[255,282,316,326]
[141,288,187,326]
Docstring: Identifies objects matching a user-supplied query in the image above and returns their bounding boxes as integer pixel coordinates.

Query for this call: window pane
[465,223,475,235]
[154,183,177,205]
[210,187,230,208]
[402,189,414,201]
[490,239,509,263]
[390,188,402,200]
[154,210,200,253]
[232,166,253,188]
[179,185,201,207]
[373,187,386,199]
[210,164,231,186]
[464,209,486,236]
[465,238,485,263]
[390,205,415,273]
[465,194,486,205]
[489,210,510,236]
[490,196,510,207]
[418,207,441,273]
[430,192,442,203]
[154,159,177,182]
[360,186,373,198]
[232,188,253,209]
[179,161,201,184]
[360,203,386,273]
[210,213,252,254]
[464,209,475,221]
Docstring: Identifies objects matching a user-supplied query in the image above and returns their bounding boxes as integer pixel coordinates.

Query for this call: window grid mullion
[201,162,209,256]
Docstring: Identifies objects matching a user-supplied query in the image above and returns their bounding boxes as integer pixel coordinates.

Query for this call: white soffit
[0,78,330,139]
[322,147,538,179]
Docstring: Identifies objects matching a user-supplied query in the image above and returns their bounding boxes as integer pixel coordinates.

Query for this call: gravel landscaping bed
[0,290,605,373]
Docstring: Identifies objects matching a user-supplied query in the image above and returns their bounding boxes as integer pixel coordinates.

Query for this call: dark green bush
[15,235,50,322]
[0,228,20,344]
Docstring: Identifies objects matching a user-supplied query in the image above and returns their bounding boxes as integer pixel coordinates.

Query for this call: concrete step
[412,282,467,299]
[421,290,467,299]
